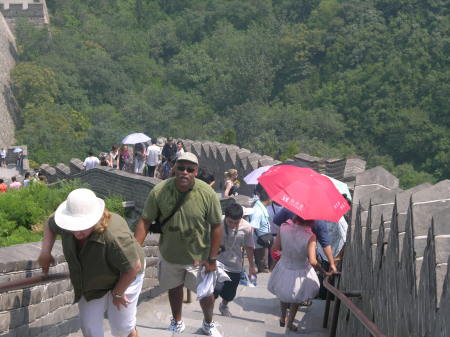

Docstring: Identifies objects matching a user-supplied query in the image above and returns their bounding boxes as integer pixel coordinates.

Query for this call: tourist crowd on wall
[35,148,353,336]
[83,137,217,187]
[2,138,353,336]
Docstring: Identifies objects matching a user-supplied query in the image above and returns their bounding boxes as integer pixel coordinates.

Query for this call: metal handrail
[323,273,387,337]
[0,273,69,293]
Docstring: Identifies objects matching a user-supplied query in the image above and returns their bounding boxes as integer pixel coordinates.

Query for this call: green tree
[17,103,89,164]
[11,62,59,110]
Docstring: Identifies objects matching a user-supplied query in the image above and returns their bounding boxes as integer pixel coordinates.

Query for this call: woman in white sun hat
[38,188,145,337]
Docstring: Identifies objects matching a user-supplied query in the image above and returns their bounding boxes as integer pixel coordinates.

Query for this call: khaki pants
[158,256,200,291]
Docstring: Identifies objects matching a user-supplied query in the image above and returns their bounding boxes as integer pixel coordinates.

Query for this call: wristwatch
[208,257,217,263]
[112,291,123,299]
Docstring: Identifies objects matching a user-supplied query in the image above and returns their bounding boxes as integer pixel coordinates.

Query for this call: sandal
[279,319,286,327]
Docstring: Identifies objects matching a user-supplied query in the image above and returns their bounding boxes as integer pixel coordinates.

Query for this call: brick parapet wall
[79,167,159,212]
[0,237,161,337]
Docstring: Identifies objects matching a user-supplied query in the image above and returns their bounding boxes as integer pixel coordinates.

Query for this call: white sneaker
[202,320,223,337]
[219,302,232,317]
[167,318,185,333]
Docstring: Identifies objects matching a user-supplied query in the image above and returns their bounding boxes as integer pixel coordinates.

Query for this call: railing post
[323,273,335,328]
[330,297,341,337]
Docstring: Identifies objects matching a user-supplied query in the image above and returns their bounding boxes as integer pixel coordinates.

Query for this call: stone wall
[0,236,161,337]
[0,11,17,148]
[5,140,447,337]
[39,163,158,213]
[37,141,364,202]
[336,168,450,337]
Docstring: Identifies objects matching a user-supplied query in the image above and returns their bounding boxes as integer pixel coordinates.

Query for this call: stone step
[67,273,329,337]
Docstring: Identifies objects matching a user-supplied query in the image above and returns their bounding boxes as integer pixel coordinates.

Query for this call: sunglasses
[177,165,196,173]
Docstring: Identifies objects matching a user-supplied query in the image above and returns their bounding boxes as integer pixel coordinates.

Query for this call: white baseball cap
[54,188,105,231]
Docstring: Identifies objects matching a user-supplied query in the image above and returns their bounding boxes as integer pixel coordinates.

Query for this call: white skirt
[267,261,320,303]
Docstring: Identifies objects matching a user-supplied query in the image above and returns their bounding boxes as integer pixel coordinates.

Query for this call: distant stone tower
[0,0,49,30]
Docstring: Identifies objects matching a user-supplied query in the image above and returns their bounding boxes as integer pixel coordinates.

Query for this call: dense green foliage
[11,0,449,188]
[0,180,124,247]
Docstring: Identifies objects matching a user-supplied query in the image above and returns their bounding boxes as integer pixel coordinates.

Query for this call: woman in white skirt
[268,215,330,332]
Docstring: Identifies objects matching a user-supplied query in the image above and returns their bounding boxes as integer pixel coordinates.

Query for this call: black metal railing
[323,273,387,337]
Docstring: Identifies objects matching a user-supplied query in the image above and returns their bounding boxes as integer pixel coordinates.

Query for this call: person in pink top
[9,176,22,190]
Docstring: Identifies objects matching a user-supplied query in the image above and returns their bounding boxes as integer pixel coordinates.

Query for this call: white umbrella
[121,133,151,145]
[13,147,23,153]
[243,165,273,185]
[322,174,352,201]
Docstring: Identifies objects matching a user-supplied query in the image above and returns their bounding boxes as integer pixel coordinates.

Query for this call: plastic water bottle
[249,274,257,287]
[239,271,248,286]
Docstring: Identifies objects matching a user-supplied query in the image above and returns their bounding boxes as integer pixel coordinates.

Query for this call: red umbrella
[258,165,350,222]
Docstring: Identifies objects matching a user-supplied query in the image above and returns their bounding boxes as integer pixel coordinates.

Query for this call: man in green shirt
[135,152,223,336]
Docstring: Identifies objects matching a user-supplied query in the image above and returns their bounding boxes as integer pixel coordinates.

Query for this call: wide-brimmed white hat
[55,188,105,231]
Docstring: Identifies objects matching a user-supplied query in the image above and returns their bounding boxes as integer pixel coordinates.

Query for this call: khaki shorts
[158,257,200,292]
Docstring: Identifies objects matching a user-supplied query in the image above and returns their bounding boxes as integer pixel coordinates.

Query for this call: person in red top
[0,179,8,193]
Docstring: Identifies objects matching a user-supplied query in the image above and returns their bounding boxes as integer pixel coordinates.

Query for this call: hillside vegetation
[11,0,449,188]
[0,180,124,247]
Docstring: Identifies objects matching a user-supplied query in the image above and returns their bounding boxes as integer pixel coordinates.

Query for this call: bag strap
[159,189,191,228]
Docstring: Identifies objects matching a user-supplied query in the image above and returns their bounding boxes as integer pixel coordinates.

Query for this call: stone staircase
[68,273,328,337]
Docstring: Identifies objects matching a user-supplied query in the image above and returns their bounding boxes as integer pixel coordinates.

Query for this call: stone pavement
[69,273,328,337]
[0,165,20,181]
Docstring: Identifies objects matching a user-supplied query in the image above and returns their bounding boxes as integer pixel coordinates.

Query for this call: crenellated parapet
[337,168,450,337]
[182,139,280,196]
[294,153,366,182]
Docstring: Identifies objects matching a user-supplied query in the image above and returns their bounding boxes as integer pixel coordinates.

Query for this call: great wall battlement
[341,168,450,336]
[0,139,448,336]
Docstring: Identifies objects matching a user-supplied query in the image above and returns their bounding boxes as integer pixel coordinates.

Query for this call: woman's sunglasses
[177,166,196,173]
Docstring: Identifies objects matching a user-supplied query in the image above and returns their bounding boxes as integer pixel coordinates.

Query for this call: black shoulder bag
[255,203,274,248]
[150,191,190,234]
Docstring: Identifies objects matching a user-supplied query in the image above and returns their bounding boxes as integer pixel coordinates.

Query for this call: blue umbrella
[13,147,23,153]
[121,133,151,144]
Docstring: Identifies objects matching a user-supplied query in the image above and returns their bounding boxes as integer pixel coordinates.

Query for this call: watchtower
[0,0,49,30]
